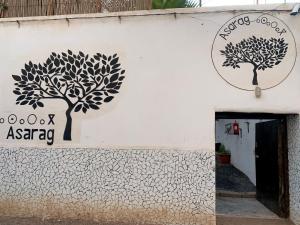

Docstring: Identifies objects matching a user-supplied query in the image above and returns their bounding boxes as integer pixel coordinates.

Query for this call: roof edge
[0,3,297,23]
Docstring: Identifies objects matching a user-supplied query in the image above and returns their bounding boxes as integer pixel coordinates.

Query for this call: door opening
[215,112,290,221]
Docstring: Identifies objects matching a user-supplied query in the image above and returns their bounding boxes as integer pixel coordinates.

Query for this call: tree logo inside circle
[211,13,297,91]
[12,50,125,141]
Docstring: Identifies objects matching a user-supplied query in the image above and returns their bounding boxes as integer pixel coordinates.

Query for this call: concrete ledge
[217,215,295,225]
[217,190,256,198]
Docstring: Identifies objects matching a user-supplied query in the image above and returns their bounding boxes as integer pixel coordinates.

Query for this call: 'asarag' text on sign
[219,15,287,41]
[1,114,55,145]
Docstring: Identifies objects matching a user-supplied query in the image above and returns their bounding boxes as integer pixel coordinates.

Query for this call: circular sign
[212,13,297,91]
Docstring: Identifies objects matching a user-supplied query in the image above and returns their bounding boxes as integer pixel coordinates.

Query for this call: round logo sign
[212,13,297,91]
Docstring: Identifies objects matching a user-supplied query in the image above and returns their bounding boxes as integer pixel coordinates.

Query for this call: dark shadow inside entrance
[217,163,256,195]
[215,112,290,222]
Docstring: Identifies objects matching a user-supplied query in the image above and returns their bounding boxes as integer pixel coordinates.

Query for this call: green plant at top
[217,144,231,155]
[0,3,8,11]
[152,0,199,9]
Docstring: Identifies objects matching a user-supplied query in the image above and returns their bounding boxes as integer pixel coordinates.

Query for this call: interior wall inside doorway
[216,119,271,185]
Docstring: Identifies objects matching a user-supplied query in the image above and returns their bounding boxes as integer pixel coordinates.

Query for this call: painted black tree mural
[220,36,288,85]
[12,50,125,141]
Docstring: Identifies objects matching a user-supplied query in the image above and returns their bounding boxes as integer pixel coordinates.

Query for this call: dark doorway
[255,119,289,218]
[216,112,290,219]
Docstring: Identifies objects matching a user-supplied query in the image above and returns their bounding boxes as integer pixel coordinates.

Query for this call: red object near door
[233,121,239,135]
[217,154,231,165]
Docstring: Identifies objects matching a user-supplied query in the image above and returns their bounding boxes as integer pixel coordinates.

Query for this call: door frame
[215,112,290,218]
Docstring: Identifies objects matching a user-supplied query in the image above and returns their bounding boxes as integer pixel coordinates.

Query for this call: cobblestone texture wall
[0,147,215,225]
[287,115,300,225]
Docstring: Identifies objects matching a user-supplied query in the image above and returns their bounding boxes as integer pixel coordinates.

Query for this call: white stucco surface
[0,5,299,150]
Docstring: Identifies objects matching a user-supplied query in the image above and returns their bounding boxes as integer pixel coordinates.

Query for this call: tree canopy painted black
[220,36,288,85]
[12,50,125,141]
